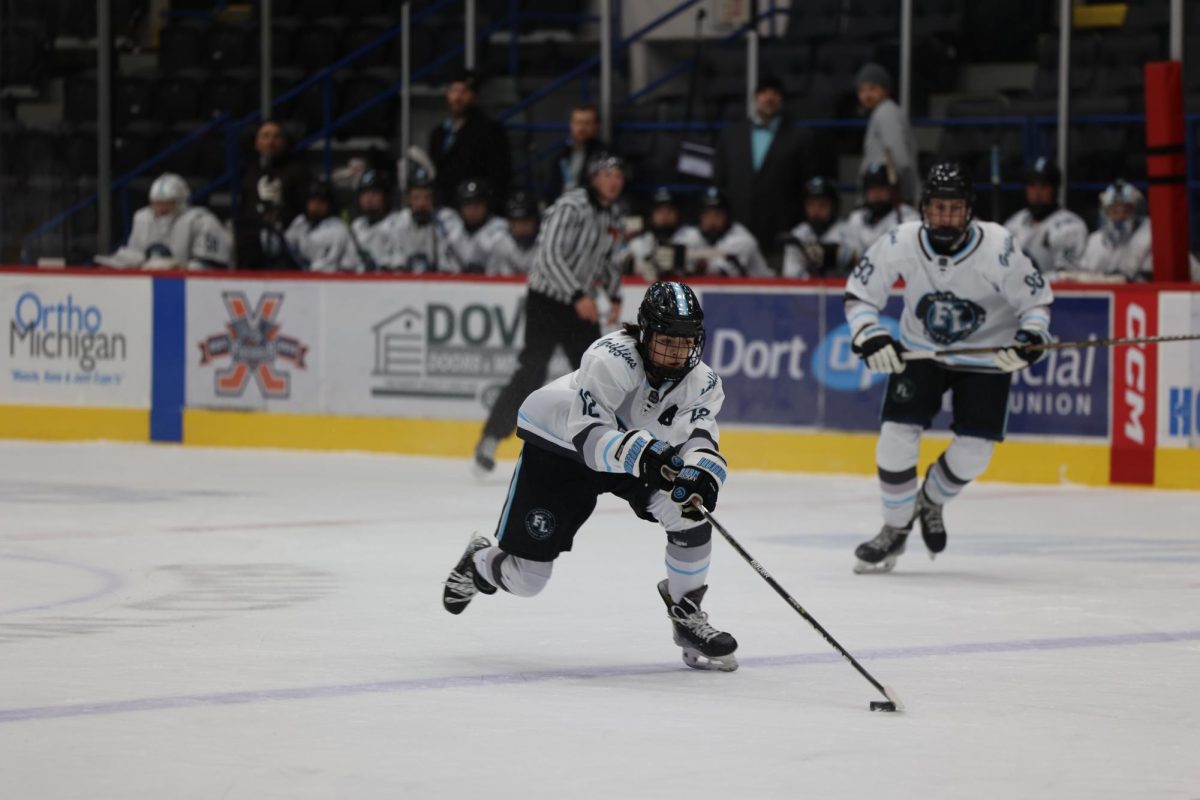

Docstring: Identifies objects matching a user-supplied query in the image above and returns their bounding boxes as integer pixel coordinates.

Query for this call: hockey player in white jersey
[673,186,771,277]
[456,179,510,274]
[842,162,920,262]
[391,167,469,273]
[781,175,856,278]
[284,177,358,272]
[348,169,404,272]
[1003,158,1087,275]
[483,191,539,276]
[1078,180,1152,281]
[845,161,1054,573]
[96,173,231,270]
[444,281,738,671]
[624,186,685,279]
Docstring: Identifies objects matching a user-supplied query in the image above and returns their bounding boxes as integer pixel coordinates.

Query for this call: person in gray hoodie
[855,63,920,206]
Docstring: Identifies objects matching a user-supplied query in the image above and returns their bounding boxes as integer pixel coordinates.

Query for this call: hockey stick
[695,503,904,713]
[901,333,1200,362]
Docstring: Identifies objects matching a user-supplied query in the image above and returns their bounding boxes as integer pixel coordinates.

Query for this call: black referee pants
[482,290,601,440]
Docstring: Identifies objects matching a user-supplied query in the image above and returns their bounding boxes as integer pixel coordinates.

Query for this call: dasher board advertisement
[0,273,152,408]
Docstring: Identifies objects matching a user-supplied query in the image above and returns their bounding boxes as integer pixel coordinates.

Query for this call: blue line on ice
[2,629,1197,725]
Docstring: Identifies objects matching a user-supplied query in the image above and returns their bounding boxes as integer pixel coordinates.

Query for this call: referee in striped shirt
[474,153,626,473]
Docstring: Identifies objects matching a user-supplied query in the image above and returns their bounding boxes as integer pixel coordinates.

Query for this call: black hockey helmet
[408,165,434,191]
[357,168,392,196]
[306,176,334,203]
[506,191,537,220]
[920,160,975,255]
[698,185,729,211]
[635,281,705,384]
[457,178,491,206]
[650,186,676,208]
[861,161,896,190]
[1024,157,1062,187]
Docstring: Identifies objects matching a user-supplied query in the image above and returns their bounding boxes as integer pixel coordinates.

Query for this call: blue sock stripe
[882,493,916,507]
[665,559,710,575]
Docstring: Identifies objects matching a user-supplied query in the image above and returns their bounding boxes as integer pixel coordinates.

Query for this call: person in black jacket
[427,69,512,209]
[542,104,609,204]
[713,75,821,261]
[234,120,311,269]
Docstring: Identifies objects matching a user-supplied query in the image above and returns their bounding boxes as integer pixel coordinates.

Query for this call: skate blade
[853,556,899,575]
[681,648,738,672]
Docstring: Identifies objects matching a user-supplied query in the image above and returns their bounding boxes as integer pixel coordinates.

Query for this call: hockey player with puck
[445,281,738,672]
[845,161,1054,574]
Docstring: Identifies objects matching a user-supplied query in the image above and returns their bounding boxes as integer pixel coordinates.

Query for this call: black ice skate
[657,580,738,672]
[915,487,946,557]
[443,535,496,614]
[853,524,911,574]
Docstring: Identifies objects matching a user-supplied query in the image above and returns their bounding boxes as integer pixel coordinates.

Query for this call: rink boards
[1,269,1197,489]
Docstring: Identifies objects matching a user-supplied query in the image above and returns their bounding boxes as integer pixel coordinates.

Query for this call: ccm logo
[1123,303,1147,445]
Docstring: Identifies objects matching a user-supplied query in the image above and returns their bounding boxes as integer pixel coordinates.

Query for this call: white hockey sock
[877,422,922,528]
[473,547,553,597]
[922,436,994,506]
[665,537,711,601]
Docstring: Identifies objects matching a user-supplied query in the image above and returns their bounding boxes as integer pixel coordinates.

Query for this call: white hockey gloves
[993,329,1050,373]
[852,325,906,374]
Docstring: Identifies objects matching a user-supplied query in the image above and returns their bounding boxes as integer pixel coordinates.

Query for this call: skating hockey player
[1003,158,1087,276]
[845,161,1054,574]
[446,281,738,671]
[96,173,231,270]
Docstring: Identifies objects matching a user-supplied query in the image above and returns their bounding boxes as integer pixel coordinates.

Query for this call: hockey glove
[993,329,1050,373]
[617,430,683,491]
[670,449,728,521]
[851,325,906,374]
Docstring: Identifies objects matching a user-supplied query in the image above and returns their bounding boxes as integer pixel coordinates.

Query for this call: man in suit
[713,75,814,262]
[427,69,512,208]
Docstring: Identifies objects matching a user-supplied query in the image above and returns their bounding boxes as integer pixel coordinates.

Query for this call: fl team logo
[199,291,308,398]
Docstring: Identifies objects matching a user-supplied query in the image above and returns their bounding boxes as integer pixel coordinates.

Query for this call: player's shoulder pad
[587,331,643,374]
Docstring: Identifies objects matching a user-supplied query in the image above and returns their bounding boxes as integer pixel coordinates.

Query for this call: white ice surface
[1,441,1198,800]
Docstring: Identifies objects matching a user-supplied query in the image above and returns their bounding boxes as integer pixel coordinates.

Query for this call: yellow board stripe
[0,405,148,441]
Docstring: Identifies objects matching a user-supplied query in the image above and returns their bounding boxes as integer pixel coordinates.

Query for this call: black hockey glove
[670,449,728,521]
[851,325,906,374]
[617,430,684,491]
[993,329,1050,373]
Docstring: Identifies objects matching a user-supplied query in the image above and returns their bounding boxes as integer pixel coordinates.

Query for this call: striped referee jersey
[527,187,622,304]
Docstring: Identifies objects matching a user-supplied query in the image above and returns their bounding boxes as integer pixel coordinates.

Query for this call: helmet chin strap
[926,225,968,256]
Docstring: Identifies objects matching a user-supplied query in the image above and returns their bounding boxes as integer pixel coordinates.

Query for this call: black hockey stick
[901,332,1200,362]
[695,503,904,713]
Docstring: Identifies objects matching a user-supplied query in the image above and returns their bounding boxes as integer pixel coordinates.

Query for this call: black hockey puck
[869,701,897,712]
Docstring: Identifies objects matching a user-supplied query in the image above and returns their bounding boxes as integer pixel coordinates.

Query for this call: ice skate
[853,524,911,574]
[657,580,738,672]
[442,535,496,614]
[472,436,499,476]
[915,487,946,557]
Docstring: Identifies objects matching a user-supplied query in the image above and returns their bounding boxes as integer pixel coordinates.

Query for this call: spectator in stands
[782,176,856,278]
[348,169,404,272]
[673,186,771,277]
[543,104,608,204]
[843,162,919,262]
[1004,158,1088,275]
[457,179,510,274]
[284,177,358,273]
[856,63,919,206]
[95,173,231,270]
[714,75,811,261]
[235,119,311,269]
[624,186,688,279]
[486,192,540,276]
[428,69,512,210]
[391,167,469,273]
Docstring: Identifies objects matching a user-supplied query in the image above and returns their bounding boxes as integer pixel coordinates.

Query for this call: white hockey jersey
[461,216,511,274]
[284,214,358,273]
[845,220,1054,371]
[349,212,406,272]
[1003,207,1088,274]
[781,219,856,278]
[1078,222,1152,281]
[390,207,470,273]
[672,223,771,277]
[842,204,920,263]
[99,205,231,270]
[517,330,725,472]
[486,229,537,276]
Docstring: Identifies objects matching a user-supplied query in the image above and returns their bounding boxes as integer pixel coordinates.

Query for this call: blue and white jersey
[284,214,358,273]
[844,220,1054,371]
[349,211,406,272]
[1004,207,1088,274]
[516,330,725,472]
